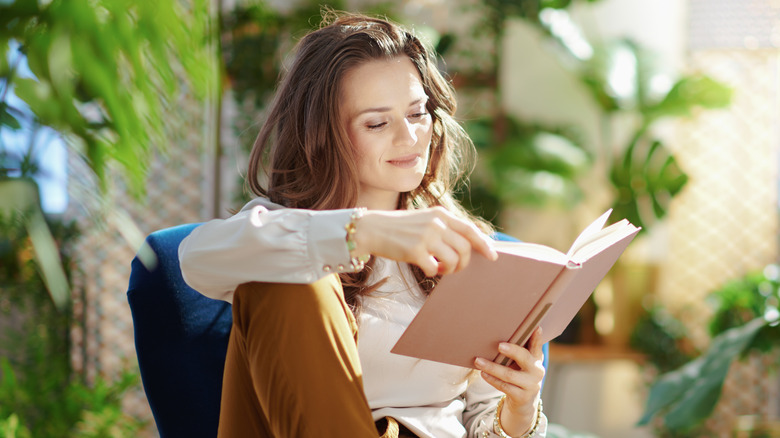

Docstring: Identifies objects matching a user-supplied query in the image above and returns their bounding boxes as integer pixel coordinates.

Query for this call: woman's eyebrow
[355,97,429,116]
[356,106,392,116]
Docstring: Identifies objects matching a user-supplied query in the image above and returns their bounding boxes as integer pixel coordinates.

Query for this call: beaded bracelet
[345,207,370,270]
[491,396,543,438]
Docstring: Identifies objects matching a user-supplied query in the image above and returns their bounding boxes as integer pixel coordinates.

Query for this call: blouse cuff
[308,208,362,276]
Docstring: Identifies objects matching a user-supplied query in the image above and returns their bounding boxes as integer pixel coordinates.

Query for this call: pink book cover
[391,211,640,368]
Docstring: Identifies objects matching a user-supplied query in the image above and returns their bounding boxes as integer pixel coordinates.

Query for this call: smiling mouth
[388,154,421,168]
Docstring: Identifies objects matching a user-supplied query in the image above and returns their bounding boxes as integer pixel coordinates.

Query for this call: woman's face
[340,56,434,210]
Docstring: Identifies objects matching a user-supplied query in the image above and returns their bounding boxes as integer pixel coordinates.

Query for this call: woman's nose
[394,119,418,147]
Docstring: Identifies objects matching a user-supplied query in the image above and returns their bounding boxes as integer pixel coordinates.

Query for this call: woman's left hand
[473,327,545,436]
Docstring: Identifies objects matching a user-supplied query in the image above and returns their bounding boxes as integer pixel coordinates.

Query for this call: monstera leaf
[609,135,687,231]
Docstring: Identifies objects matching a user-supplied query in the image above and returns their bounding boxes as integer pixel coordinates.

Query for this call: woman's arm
[179,200,498,303]
[179,201,357,302]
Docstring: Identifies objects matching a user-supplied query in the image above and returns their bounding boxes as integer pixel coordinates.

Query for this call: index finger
[445,217,498,262]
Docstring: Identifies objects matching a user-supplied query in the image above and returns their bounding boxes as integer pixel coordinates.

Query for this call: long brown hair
[247,11,493,313]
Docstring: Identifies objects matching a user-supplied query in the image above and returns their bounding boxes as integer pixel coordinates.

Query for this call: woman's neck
[356,191,400,211]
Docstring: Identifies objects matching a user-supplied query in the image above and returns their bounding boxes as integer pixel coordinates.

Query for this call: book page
[569,220,640,263]
[566,209,613,258]
[492,241,568,265]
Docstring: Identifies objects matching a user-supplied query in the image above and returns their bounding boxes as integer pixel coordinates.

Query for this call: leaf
[2,0,212,197]
[638,317,769,430]
[609,136,687,231]
[644,75,732,121]
[0,103,22,130]
[12,77,59,126]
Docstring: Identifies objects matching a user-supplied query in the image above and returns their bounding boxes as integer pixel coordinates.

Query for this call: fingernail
[498,343,510,353]
[474,357,487,368]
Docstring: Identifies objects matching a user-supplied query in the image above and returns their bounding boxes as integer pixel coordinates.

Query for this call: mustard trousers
[217,275,403,438]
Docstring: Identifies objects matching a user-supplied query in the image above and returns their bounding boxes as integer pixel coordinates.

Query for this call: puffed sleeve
[463,374,547,438]
[178,198,359,302]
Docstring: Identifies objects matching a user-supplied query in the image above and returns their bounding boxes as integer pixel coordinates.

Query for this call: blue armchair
[127,224,232,438]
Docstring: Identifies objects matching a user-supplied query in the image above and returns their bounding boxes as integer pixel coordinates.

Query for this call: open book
[391,209,640,368]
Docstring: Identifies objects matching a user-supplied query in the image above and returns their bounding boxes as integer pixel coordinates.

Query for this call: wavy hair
[246,11,493,312]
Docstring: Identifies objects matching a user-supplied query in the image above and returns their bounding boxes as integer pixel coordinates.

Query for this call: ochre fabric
[217,275,378,438]
[376,417,420,438]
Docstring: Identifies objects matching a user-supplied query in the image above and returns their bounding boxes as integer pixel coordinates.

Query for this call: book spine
[494,261,581,366]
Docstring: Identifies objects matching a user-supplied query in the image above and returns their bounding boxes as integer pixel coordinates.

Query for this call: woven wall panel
[659,48,780,435]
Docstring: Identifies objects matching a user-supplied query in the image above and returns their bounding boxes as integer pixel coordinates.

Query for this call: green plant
[450,1,732,231]
[0,360,145,438]
[638,265,780,433]
[461,116,590,222]
[708,264,780,353]
[638,316,779,433]
[0,414,31,438]
[535,22,732,230]
[1,0,213,307]
[0,199,145,437]
[629,305,698,373]
[0,0,211,195]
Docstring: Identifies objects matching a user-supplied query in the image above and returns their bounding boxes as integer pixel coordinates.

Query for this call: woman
[179,11,547,438]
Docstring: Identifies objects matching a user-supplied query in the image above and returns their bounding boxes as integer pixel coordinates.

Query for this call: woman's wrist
[492,396,543,438]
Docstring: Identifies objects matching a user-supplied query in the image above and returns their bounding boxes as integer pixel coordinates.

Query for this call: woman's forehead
[340,57,426,114]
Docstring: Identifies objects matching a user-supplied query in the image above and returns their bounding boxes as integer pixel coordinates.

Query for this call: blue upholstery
[126,226,546,438]
[127,224,232,438]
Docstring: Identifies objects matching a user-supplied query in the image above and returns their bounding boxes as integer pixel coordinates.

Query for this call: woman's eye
[367,122,387,130]
[409,112,429,120]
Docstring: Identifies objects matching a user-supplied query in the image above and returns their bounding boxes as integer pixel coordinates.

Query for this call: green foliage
[708,264,780,355]
[637,265,780,433]
[638,317,778,432]
[0,196,145,437]
[0,414,31,438]
[1,178,70,309]
[536,23,732,230]
[221,2,346,109]
[456,1,731,231]
[0,359,145,438]
[644,75,733,122]
[479,0,600,34]
[462,116,590,223]
[0,0,211,195]
[608,135,688,231]
[629,305,697,373]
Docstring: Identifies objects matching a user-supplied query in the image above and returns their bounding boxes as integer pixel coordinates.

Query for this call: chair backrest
[127,224,232,438]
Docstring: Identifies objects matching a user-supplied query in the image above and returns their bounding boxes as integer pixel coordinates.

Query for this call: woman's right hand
[353,207,498,277]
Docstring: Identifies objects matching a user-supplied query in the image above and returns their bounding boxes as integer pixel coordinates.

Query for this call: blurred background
[1,0,779,437]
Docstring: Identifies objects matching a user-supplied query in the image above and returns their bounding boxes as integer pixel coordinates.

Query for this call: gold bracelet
[345,208,370,270]
[492,396,543,438]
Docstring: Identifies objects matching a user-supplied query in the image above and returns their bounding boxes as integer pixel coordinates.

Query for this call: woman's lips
[387,154,421,168]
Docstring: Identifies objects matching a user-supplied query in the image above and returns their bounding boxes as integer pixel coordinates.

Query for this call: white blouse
[178,197,547,438]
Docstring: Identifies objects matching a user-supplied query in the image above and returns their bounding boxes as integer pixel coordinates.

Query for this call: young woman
[179,11,547,438]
